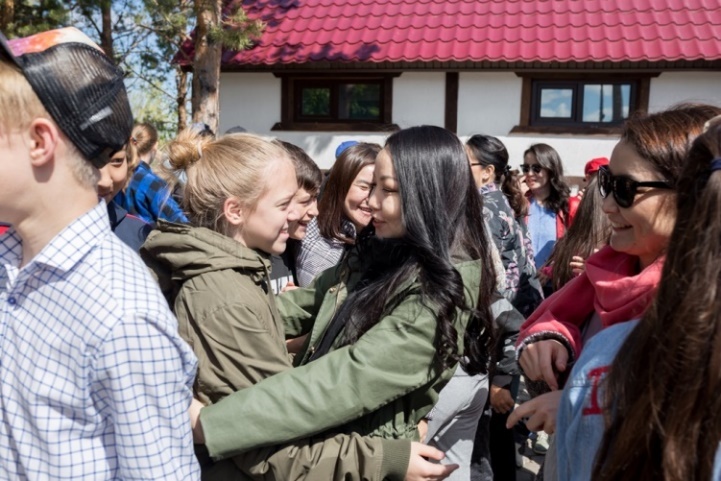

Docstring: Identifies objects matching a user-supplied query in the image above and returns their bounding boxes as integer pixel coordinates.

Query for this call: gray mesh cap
[0,27,133,168]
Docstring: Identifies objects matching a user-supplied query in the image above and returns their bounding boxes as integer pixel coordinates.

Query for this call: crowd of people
[1,26,720,481]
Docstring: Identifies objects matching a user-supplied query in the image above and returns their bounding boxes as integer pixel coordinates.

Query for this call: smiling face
[97,147,129,203]
[523,152,550,195]
[602,140,677,269]
[343,164,375,230]
[288,188,319,240]
[369,149,405,239]
[233,158,300,255]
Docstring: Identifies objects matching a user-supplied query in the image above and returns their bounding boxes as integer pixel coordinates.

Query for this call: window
[533,80,633,125]
[273,74,399,131]
[515,73,655,134]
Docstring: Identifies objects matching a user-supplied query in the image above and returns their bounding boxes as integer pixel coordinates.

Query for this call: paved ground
[516,437,544,481]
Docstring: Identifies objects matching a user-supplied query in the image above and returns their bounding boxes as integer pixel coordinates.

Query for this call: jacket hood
[141,221,271,302]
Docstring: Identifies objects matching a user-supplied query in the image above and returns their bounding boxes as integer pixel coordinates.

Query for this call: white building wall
[218,73,281,133]
[648,72,721,112]
[458,72,522,137]
[218,70,721,176]
[392,72,446,128]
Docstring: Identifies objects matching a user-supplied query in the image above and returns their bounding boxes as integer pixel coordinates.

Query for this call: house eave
[215,59,721,74]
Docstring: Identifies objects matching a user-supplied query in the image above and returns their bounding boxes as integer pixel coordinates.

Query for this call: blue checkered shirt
[115,161,188,224]
[0,202,200,480]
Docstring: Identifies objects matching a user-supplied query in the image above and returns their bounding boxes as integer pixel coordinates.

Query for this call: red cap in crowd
[584,157,610,178]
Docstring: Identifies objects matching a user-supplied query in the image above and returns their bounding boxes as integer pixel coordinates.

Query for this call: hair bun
[166,129,210,171]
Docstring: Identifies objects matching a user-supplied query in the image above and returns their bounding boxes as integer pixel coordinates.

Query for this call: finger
[506,400,534,428]
[427,463,459,480]
[519,346,539,380]
[554,347,569,374]
[414,444,446,461]
[524,412,546,432]
[541,357,559,390]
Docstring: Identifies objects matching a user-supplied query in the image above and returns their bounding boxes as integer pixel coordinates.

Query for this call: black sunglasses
[597,165,672,208]
[520,164,544,174]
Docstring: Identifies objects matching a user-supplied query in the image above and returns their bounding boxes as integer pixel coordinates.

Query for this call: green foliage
[2,0,69,37]
[209,6,264,50]
[129,85,178,141]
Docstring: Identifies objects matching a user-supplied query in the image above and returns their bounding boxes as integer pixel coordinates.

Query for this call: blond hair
[165,130,293,232]
[0,59,98,188]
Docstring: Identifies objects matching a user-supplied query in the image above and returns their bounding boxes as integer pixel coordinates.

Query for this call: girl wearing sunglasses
[522,144,579,281]
[553,118,721,481]
[506,104,721,479]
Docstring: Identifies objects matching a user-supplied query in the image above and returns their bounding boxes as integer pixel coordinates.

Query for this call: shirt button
[7,297,16,305]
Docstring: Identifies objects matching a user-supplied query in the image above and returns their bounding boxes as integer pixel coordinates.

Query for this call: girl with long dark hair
[190,126,497,479]
[522,143,579,271]
[555,119,721,481]
[541,176,612,292]
[507,104,721,480]
[467,134,543,317]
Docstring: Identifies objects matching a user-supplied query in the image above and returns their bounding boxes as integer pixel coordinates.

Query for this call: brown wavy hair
[318,142,381,243]
[592,115,721,481]
[523,143,571,225]
[544,176,610,291]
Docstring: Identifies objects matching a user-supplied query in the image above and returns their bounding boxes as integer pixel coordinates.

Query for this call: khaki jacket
[142,222,292,405]
[200,255,483,476]
[142,223,400,480]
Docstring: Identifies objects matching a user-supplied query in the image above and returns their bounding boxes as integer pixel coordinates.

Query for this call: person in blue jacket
[555,117,721,481]
[97,142,151,251]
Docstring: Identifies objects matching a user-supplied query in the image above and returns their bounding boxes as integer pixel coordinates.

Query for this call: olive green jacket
[141,222,292,405]
[200,256,483,473]
[142,224,399,480]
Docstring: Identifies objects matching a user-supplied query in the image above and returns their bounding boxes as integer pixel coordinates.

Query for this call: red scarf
[518,245,664,357]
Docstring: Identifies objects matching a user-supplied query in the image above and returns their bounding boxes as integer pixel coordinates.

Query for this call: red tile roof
[213,0,721,65]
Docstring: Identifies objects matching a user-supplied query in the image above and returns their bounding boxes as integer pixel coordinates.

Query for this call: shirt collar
[479,182,499,195]
[1,202,110,273]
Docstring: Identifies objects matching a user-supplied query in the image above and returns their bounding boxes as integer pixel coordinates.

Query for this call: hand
[506,391,563,434]
[569,255,586,276]
[189,397,206,444]
[417,419,428,443]
[281,281,299,293]
[490,385,515,414]
[576,188,585,200]
[405,443,458,481]
[285,333,309,354]
[518,340,569,390]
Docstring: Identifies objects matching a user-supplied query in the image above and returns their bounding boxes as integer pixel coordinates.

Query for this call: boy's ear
[28,118,60,167]
[223,197,245,226]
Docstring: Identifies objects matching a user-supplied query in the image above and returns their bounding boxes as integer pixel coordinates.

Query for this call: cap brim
[0,31,21,67]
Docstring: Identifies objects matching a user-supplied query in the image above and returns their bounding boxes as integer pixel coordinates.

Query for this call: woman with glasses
[521,144,579,273]
[506,104,721,479]
[467,135,543,318]
[465,135,544,481]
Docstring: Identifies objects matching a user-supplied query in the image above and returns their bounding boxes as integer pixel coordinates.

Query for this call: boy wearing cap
[0,28,199,480]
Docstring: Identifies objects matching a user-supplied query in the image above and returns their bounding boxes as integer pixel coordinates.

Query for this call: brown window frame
[512,73,657,135]
[272,73,400,132]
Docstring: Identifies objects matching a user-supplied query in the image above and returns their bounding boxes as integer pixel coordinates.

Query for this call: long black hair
[336,126,496,375]
[467,134,528,218]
